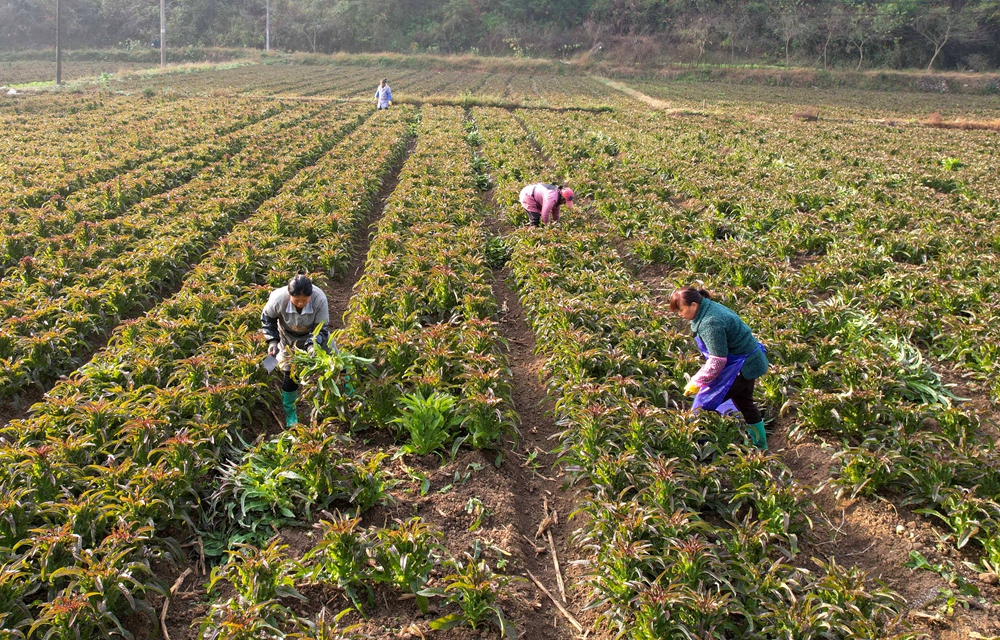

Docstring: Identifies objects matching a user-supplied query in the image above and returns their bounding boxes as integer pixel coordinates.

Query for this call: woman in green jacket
[669,287,769,450]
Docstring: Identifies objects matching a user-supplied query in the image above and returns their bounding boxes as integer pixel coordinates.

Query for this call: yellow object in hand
[683,380,701,397]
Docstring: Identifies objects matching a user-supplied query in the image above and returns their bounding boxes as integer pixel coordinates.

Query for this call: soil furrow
[484,205,583,640]
[471,109,594,637]
[320,134,418,329]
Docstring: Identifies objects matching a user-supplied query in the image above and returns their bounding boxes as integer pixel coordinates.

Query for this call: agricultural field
[0,60,159,86]
[2,61,1000,640]
[631,78,1000,120]
[104,61,628,110]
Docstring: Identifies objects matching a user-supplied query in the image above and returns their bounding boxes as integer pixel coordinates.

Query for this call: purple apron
[692,337,765,416]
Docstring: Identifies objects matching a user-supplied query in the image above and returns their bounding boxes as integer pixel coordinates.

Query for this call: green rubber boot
[747,420,767,451]
[282,390,299,427]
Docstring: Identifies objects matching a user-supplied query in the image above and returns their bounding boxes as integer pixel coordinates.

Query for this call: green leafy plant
[391,391,461,457]
[197,541,306,639]
[214,424,360,541]
[196,599,291,640]
[904,550,980,613]
[484,235,512,270]
[209,541,305,604]
[28,524,164,640]
[422,552,517,638]
[288,608,365,640]
[293,326,374,423]
[301,512,373,610]
[464,497,489,532]
[371,518,443,613]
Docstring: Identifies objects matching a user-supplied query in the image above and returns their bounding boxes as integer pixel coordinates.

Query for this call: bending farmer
[375,78,392,110]
[518,183,573,227]
[261,273,331,427]
[669,287,769,450]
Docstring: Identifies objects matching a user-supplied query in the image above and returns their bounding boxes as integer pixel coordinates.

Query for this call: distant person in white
[375,78,392,110]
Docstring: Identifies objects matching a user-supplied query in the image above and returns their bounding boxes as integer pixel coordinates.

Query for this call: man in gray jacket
[261,272,331,426]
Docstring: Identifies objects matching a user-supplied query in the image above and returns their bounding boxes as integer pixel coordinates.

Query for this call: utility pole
[55,0,62,84]
[266,0,271,53]
[160,0,166,67]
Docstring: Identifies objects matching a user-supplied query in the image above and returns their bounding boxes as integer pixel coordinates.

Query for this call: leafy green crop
[392,390,461,457]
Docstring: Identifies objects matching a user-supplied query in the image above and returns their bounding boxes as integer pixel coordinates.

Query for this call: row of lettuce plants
[0,100,290,271]
[0,104,368,402]
[515,106,1000,566]
[196,515,517,639]
[0,107,416,638]
[469,105,912,639]
[313,105,517,457]
[1,95,275,210]
[188,105,520,639]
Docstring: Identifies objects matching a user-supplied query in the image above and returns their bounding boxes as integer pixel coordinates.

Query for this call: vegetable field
[2,61,1000,640]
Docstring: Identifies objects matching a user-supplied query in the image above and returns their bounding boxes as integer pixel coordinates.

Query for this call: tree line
[2,0,999,71]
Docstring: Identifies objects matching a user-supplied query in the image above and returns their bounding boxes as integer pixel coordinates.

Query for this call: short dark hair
[288,272,313,297]
[668,286,711,313]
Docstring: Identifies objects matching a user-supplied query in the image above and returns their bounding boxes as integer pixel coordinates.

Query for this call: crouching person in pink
[519,183,573,227]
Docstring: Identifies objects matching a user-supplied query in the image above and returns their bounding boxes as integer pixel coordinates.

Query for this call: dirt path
[484,205,592,640]
[468,105,590,636]
[491,261,590,639]
[319,135,418,331]
[593,75,1000,133]
[590,74,700,115]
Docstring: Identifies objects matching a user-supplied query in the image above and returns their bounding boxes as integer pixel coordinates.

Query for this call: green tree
[769,0,808,67]
[844,1,901,70]
[910,2,978,70]
[284,0,334,52]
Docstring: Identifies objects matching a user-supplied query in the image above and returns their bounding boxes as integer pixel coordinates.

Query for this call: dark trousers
[527,210,541,227]
[724,373,761,424]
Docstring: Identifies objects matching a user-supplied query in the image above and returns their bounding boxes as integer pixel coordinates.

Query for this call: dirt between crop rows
[637,261,1000,639]
[780,428,1000,638]
[0,388,42,432]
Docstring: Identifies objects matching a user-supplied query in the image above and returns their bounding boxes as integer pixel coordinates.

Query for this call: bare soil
[0,388,42,432]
